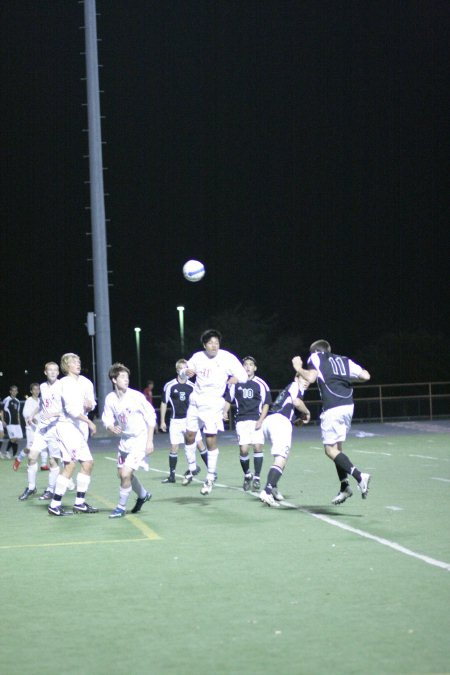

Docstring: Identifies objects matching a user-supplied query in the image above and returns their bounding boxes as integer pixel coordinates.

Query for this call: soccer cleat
[130,492,152,514]
[272,488,285,502]
[182,471,194,485]
[161,474,176,484]
[109,507,126,518]
[73,502,99,513]
[18,487,37,501]
[243,473,253,491]
[39,490,54,501]
[252,477,261,491]
[12,458,21,471]
[331,485,353,505]
[200,479,214,495]
[40,465,49,471]
[259,490,280,507]
[358,473,371,499]
[48,504,73,516]
[192,465,201,476]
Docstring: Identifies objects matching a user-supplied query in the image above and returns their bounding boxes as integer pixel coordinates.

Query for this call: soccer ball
[183,259,205,282]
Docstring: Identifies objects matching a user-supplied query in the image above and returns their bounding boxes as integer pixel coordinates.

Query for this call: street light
[134,327,142,390]
[177,306,185,355]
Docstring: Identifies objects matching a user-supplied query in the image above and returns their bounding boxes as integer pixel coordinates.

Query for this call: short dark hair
[108,362,131,381]
[309,339,331,353]
[242,355,257,366]
[201,329,222,346]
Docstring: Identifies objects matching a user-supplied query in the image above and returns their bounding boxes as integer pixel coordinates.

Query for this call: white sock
[75,473,91,504]
[131,474,147,498]
[27,462,39,490]
[48,467,60,491]
[119,486,132,508]
[184,442,197,472]
[40,450,48,466]
[207,448,219,481]
[50,475,70,508]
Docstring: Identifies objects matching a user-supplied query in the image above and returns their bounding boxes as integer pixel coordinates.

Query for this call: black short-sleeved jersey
[227,376,272,422]
[307,351,363,411]
[268,381,303,422]
[162,379,195,419]
[2,396,21,425]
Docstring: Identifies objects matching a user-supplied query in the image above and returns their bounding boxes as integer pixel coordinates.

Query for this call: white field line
[431,477,450,483]
[104,458,450,572]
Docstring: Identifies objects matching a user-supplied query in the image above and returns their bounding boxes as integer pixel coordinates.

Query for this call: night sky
[2,1,449,393]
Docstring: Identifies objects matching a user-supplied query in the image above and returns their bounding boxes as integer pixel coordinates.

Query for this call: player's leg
[252,444,264,491]
[259,416,290,506]
[72,456,98,513]
[109,465,133,518]
[199,402,224,495]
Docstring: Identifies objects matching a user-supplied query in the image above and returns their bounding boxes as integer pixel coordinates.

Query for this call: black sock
[265,465,283,493]
[169,453,177,474]
[334,453,361,483]
[335,463,349,490]
[254,452,263,478]
[200,450,208,466]
[240,455,250,475]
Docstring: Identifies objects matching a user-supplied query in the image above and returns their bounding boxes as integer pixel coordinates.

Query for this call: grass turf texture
[1,423,449,675]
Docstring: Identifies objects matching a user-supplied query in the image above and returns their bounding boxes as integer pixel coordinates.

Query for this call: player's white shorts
[56,423,93,463]
[262,414,292,459]
[30,426,61,460]
[116,448,146,471]
[320,404,354,445]
[169,418,202,445]
[236,419,264,447]
[186,397,224,435]
[117,431,147,456]
[6,424,23,440]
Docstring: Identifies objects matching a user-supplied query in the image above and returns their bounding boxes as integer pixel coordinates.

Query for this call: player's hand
[109,425,122,435]
[227,376,238,385]
[255,420,262,430]
[160,422,167,432]
[145,443,154,455]
[185,368,195,378]
[292,356,303,371]
[88,420,97,435]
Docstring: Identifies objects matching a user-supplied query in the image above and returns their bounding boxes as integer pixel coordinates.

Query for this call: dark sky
[2,0,449,392]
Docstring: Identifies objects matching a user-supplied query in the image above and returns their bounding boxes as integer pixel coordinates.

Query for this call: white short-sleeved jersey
[187,349,247,400]
[37,380,63,431]
[102,388,156,454]
[59,374,96,441]
[22,397,39,435]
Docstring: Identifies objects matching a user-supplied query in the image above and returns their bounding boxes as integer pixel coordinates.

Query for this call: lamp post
[134,327,141,390]
[177,306,185,355]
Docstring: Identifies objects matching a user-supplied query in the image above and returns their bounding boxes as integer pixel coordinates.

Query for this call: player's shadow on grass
[172,496,225,506]
[290,504,363,517]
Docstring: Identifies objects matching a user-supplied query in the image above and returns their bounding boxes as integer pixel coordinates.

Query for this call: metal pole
[84,0,112,413]
[134,327,142,390]
[177,306,185,354]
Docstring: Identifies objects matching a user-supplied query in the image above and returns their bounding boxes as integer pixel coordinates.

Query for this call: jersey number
[329,357,347,376]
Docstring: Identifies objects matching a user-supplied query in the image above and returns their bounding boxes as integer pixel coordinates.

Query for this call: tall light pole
[134,327,141,390]
[177,306,185,355]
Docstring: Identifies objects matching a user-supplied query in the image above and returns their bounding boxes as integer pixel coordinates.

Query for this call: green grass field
[1,422,449,675]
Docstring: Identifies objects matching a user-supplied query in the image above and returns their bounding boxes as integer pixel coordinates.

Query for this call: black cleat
[161,474,176,484]
[18,487,37,501]
[73,502,99,513]
[130,492,152,514]
[243,473,253,491]
[39,490,53,501]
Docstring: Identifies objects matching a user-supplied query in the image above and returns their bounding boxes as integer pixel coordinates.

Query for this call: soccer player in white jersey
[14,383,49,472]
[18,364,67,501]
[224,356,272,491]
[48,353,97,516]
[293,340,371,504]
[102,362,156,518]
[181,329,247,495]
[259,360,311,507]
[159,359,206,484]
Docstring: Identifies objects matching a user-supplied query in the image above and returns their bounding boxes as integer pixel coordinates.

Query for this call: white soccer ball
[183,259,205,283]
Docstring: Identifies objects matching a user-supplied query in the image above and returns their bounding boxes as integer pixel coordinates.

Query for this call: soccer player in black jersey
[159,359,207,484]
[224,356,272,491]
[259,361,311,507]
[294,340,371,504]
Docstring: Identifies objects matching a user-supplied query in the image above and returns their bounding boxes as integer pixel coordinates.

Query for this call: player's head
[175,359,187,372]
[29,383,40,396]
[201,329,222,348]
[9,385,18,396]
[60,353,81,375]
[242,356,257,377]
[309,339,331,353]
[44,362,59,382]
[108,362,130,382]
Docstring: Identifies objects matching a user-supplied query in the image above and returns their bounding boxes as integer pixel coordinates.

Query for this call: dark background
[1,0,449,394]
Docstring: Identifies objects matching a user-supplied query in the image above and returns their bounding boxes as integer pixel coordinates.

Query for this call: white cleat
[331,485,353,505]
[259,490,280,507]
[358,473,371,499]
[200,479,214,495]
